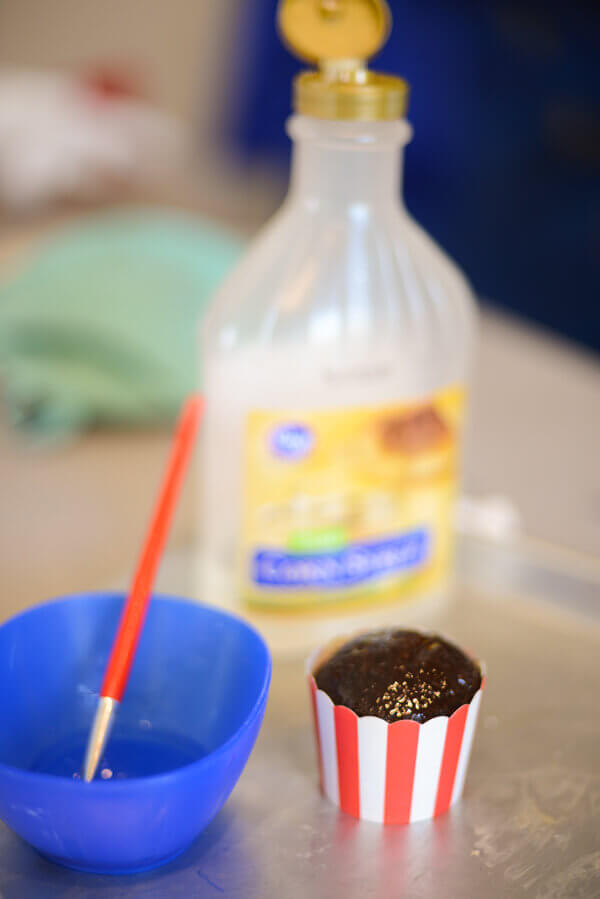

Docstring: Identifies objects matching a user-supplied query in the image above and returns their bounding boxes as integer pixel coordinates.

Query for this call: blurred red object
[0,69,183,213]
[82,67,145,103]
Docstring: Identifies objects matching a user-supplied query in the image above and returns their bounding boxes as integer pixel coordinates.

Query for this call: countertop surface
[1,538,599,897]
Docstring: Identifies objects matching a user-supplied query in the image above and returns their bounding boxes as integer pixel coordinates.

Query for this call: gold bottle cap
[277,0,409,121]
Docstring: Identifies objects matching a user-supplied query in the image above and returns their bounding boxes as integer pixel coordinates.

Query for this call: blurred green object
[0,209,242,435]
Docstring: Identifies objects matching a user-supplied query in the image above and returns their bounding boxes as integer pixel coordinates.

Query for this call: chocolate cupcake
[308,629,484,824]
[314,630,481,724]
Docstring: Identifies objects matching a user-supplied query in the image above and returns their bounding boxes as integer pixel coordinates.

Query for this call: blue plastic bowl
[0,593,271,874]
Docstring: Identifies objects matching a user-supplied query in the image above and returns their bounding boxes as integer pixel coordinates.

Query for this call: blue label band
[252,529,430,589]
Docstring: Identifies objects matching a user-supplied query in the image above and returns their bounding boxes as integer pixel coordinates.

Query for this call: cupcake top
[314,629,481,724]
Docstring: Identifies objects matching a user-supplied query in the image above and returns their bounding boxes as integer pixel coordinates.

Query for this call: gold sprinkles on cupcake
[314,629,481,724]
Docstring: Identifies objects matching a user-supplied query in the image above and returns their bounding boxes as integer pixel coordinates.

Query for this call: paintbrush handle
[101,395,203,702]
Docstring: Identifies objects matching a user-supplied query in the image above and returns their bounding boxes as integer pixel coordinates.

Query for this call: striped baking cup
[307,647,484,824]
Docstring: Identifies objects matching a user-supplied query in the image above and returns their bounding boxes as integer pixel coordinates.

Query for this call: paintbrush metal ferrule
[82,696,119,783]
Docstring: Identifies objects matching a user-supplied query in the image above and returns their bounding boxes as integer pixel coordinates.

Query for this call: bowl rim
[0,591,272,791]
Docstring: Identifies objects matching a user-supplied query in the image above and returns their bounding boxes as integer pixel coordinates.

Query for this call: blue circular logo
[270,423,314,460]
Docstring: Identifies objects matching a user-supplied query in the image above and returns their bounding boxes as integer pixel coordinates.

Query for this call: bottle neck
[287,116,412,211]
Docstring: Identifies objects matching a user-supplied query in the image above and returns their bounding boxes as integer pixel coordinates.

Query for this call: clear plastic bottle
[199,1,475,650]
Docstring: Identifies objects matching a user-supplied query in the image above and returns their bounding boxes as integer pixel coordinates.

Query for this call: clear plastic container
[199,114,476,649]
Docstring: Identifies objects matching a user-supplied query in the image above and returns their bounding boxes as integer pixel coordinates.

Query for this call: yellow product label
[240,386,464,611]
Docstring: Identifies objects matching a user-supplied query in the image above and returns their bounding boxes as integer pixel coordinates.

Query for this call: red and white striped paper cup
[307,644,484,825]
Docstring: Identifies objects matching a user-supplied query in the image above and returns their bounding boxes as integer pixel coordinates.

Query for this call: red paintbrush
[83,395,203,782]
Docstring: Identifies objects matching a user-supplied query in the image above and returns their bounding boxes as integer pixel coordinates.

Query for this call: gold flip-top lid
[277,0,409,121]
